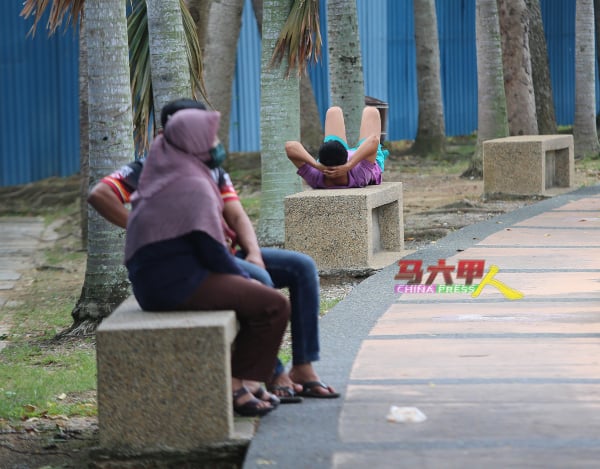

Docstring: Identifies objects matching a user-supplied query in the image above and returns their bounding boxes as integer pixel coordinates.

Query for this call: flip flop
[232,386,274,417]
[297,381,340,399]
[252,386,280,407]
[268,385,303,404]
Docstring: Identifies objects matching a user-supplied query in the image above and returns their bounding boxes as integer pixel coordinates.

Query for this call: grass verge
[0,209,96,422]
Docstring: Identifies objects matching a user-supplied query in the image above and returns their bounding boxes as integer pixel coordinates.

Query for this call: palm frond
[128,0,152,155]
[22,0,208,155]
[128,0,209,155]
[21,0,84,36]
[180,0,210,108]
[270,0,322,77]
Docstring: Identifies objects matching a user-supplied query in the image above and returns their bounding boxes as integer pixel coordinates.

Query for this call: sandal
[297,381,340,399]
[268,385,303,404]
[233,386,274,417]
[252,386,281,407]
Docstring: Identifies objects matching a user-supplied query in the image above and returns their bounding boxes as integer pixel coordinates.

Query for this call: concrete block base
[483,134,574,196]
[96,296,237,452]
[284,182,404,273]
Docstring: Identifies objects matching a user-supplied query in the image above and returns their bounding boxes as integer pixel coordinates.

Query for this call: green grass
[0,213,96,421]
[0,346,97,419]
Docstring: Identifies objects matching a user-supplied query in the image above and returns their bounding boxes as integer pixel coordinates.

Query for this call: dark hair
[160,99,207,128]
[318,140,348,166]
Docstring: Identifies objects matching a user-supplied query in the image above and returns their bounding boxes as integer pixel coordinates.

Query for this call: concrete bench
[284,182,404,274]
[96,296,239,453]
[483,134,574,197]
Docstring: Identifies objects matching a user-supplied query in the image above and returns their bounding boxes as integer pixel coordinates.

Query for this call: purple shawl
[124,109,225,262]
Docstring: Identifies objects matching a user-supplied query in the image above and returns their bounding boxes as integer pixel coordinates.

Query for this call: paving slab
[0,217,46,351]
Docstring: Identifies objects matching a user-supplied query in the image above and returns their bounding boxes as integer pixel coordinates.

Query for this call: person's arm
[285,141,327,171]
[321,135,379,180]
[87,182,129,228]
[222,199,265,269]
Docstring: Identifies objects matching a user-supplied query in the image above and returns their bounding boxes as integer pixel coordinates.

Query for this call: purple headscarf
[124,109,225,262]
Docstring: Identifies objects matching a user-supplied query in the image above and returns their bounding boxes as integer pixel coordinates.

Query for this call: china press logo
[394,259,524,300]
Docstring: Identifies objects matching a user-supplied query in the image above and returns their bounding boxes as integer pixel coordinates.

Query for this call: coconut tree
[574,0,600,158]
[464,0,508,178]
[498,0,537,136]
[253,0,323,153]
[526,0,557,135]
[327,0,364,144]
[203,0,245,147]
[257,0,301,245]
[258,0,321,245]
[146,0,193,124]
[72,0,135,334]
[411,0,446,157]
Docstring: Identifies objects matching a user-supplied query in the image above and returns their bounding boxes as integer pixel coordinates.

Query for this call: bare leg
[324,106,347,142]
[358,106,382,141]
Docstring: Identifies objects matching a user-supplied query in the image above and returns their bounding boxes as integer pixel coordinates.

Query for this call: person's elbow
[87,183,128,228]
[285,141,305,167]
[87,183,104,209]
[285,140,301,156]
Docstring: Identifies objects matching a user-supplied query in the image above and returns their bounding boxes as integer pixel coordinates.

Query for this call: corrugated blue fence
[0,0,591,185]
[228,0,588,151]
[1,3,79,186]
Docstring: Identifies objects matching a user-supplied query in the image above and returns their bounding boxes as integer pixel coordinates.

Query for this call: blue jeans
[235,248,320,378]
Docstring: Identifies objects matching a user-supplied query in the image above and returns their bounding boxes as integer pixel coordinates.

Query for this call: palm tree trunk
[251,0,322,152]
[257,0,302,246]
[498,0,538,136]
[185,0,212,53]
[327,0,365,144]
[526,0,557,135]
[411,0,446,157]
[146,0,192,125]
[464,0,508,178]
[79,18,89,249]
[574,0,600,158]
[67,0,136,336]
[203,0,245,146]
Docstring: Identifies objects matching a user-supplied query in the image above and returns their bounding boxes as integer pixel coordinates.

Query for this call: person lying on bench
[285,105,388,188]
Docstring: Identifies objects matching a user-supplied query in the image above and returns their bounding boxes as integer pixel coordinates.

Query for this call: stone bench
[483,134,574,197]
[284,182,404,274]
[96,296,240,454]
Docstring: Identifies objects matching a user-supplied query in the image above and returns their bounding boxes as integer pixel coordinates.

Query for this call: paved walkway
[243,184,600,469]
[0,217,48,352]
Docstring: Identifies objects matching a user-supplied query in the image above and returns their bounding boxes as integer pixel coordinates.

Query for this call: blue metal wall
[0,0,591,185]
[1,3,79,186]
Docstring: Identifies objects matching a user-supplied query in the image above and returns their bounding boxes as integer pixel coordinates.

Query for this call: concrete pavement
[243,184,600,469]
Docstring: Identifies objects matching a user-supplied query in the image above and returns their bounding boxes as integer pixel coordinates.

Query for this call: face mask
[208,142,227,169]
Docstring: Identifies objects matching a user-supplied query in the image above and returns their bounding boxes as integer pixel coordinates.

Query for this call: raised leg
[358,106,382,142]
[324,106,347,142]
